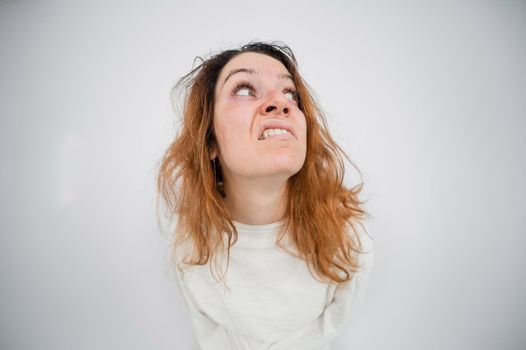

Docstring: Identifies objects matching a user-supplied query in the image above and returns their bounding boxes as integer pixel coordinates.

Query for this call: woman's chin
[258,160,304,179]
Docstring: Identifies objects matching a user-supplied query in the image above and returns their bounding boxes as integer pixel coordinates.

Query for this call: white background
[1,1,525,349]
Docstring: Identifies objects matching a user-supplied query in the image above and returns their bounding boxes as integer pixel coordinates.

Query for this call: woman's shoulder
[347,220,375,270]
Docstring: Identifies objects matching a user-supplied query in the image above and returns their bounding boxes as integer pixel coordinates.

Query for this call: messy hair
[157,41,370,290]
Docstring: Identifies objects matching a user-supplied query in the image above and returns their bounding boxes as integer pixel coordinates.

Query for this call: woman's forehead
[217,52,291,85]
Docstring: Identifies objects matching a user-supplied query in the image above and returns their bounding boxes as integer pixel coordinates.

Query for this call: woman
[157,41,374,350]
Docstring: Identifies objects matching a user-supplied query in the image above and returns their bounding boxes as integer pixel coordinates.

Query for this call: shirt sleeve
[265,224,375,350]
[171,248,268,350]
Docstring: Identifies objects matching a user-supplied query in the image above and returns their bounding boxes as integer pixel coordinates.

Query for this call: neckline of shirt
[231,220,284,249]
[233,220,283,232]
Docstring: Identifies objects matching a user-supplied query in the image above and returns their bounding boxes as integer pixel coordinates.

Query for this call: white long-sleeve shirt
[172,220,375,350]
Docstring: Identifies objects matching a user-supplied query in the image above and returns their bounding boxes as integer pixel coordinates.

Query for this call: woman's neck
[223,177,288,225]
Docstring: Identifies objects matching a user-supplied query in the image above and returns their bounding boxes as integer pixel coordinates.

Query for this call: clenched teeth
[259,128,292,140]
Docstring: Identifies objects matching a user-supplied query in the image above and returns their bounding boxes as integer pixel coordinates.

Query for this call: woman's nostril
[266,106,276,113]
[283,107,289,114]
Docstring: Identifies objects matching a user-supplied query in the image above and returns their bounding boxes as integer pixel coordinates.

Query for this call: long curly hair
[157,41,370,290]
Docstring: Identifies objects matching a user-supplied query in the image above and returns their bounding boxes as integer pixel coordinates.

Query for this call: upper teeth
[261,128,291,140]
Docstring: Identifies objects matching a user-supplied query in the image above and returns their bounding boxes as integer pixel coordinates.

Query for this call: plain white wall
[1,1,525,349]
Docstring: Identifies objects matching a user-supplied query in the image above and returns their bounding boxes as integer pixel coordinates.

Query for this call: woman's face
[212,52,307,185]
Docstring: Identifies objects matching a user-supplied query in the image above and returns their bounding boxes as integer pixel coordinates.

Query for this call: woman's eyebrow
[222,68,256,87]
[222,68,294,87]
[280,73,294,83]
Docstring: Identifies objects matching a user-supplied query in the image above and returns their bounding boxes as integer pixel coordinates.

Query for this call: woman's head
[158,41,368,286]
[212,51,307,190]
[172,42,316,195]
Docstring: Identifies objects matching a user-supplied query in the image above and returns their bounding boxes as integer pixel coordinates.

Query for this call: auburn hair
[157,41,370,290]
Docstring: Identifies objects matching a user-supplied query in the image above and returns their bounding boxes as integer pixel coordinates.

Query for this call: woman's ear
[210,144,218,160]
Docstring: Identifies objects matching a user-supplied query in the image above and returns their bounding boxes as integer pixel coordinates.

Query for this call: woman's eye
[232,82,255,97]
[236,87,252,96]
[284,89,298,101]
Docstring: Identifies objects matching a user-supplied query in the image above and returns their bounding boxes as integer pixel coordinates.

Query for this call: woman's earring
[212,157,225,197]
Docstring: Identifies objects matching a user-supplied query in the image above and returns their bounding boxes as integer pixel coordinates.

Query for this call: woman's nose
[261,92,290,116]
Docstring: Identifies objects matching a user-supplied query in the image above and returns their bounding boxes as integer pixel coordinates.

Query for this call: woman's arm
[171,245,271,350]
[173,261,266,350]
[266,224,375,350]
